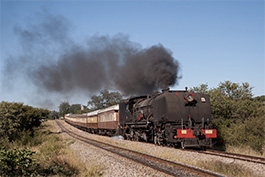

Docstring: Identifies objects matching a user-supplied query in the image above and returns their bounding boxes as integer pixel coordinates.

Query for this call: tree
[190,81,265,152]
[0,102,50,141]
[88,89,123,110]
[189,83,209,94]
[254,95,265,102]
[20,106,49,132]
[190,81,259,119]
[69,104,81,114]
[59,102,70,117]
[48,111,59,119]
[0,102,24,141]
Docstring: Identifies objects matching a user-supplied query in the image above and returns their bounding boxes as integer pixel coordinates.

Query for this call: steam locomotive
[65,89,217,149]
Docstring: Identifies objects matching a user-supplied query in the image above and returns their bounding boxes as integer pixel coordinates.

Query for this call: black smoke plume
[4,12,181,101]
[33,35,180,95]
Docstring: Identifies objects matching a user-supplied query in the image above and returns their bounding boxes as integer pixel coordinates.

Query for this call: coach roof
[98,104,119,114]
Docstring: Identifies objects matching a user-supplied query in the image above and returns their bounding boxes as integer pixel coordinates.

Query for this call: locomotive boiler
[119,89,216,148]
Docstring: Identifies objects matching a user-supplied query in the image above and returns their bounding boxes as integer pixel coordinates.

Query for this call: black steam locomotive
[119,89,216,148]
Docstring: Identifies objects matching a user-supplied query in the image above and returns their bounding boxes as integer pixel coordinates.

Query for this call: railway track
[201,149,265,165]
[180,148,265,165]
[56,121,222,177]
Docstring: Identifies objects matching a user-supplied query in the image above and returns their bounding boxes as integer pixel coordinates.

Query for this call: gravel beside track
[53,120,169,177]
[52,120,264,177]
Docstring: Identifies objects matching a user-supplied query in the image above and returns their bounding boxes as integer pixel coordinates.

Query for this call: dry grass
[59,148,104,177]
[44,120,59,132]
[198,160,255,177]
[31,120,104,176]
[226,145,265,158]
[80,163,104,177]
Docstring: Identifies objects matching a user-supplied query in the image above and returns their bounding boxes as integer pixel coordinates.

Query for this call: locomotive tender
[65,89,217,149]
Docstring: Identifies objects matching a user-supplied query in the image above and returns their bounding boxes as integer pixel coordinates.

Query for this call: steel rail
[204,149,265,165]
[56,121,223,177]
[180,148,265,165]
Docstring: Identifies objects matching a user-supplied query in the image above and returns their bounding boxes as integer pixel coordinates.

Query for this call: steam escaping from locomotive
[33,34,180,95]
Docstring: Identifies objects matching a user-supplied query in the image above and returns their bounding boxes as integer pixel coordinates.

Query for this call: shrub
[0,148,37,176]
[213,115,265,153]
[191,81,265,153]
[0,102,50,142]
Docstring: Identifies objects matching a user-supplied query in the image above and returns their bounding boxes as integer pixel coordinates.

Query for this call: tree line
[0,81,264,153]
[59,89,123,117]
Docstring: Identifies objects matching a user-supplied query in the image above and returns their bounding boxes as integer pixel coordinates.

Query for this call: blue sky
[0,0,264,109]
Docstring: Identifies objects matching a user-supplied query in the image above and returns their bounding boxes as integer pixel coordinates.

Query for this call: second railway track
[56,120,222,177]
[180,147,265,165]
[202,149,265,165]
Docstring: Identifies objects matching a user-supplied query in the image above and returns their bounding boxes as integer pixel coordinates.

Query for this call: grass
[0,120,104,177]
[225,145,265,158]
[36,120,104,176]
[198,160,255,177]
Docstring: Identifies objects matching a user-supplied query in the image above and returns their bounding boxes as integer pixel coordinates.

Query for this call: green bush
[0,102,50,142]
[191,81,265,153]
[11,128,50,148]
[213,116,265,153]
[37,156,78,176]
[0,148,37,176]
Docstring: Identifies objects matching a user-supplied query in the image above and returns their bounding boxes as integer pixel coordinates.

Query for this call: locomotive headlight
[205,130,213,134]
[181,130,187,134]
[185,94,195,102]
